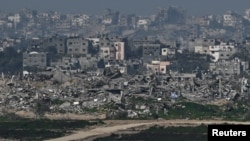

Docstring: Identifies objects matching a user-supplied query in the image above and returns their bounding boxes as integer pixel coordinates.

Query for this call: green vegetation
[166,102,220,120]
[168,52,210,73]
[0,47,22,73]
[103,99,250,121]
[94,125,207,141]
[83,107,98,113]
[156,101,250,121]
[50,99,65,105]
[0,113,102,141]
[130,96,156,104]
[222,102,249,121]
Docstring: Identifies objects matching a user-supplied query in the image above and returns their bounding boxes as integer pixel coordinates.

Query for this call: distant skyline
[0,0,250,16]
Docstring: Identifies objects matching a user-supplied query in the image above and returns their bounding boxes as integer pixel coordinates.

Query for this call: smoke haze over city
[1,0,250,16]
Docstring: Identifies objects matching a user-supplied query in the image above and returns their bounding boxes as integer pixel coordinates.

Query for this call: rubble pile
[0,69,250,118]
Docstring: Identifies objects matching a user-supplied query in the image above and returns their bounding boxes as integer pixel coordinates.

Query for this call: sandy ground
[45,119,250,141]
[14,111,106,120]
[9,111,250,141]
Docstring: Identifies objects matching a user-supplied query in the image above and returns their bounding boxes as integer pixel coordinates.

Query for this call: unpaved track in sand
[45,120,250,141]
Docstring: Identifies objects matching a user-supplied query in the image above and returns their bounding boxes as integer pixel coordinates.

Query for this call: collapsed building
[1,63,250,119]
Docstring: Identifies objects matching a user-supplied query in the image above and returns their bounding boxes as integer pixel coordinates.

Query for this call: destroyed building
[142,43,161,64]
[66,37,89,55]
[23,51,49,69]
[209,58,249,76]
[146,60,171,74]
[43,34,67,54]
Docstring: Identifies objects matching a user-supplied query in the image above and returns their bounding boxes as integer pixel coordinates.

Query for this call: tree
[33,98,50,119]
[0,47,22,73]
[45,46,57,55]
[168,52,210,73]
[97,59,105,68]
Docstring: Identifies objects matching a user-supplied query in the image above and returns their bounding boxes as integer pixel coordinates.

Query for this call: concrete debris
[1,68,250,118]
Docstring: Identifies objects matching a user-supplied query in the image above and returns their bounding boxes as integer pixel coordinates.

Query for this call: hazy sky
[0,0,250,16]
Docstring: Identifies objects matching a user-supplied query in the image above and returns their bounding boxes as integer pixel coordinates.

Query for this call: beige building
[147,61,170,74]
[194,46,204,54]
[162,48,168,56]
[114,42,125,60]
[99,46,116,60]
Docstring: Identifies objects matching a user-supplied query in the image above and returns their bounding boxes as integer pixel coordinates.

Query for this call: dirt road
[45,120,250,141]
